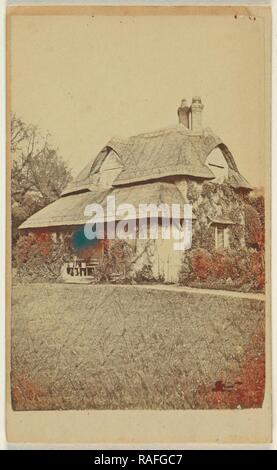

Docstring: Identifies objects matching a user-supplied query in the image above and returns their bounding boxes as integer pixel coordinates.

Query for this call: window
[206,148,229,183]
[98,150,122,187]
[215,225,229,249]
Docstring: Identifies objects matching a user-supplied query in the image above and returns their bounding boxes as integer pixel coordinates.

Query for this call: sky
[10,12,266,187]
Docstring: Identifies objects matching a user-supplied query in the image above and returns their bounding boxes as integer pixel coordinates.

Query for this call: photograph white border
[0,0,275,450]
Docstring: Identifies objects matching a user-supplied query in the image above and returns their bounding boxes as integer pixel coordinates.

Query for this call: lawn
[11,283,265,410]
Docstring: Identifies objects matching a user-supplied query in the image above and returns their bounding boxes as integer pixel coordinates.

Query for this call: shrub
[210,251,226,279]
[134,264,156,283]
[244,204,263,249]
[180,247,265,292]
[248,249,265,291]
[190,248,212,280]
[15,232,67,281]
[194,323,265,409]
[93,239,135,282]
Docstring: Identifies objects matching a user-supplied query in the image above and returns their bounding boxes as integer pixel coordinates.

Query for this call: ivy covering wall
[186,180,245,251]
[179,180,265,292]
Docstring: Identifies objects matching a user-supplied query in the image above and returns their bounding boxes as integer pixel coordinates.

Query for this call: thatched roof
[111,127,216,186]
[62,125,251,196]
[20,119,252,230]
[227,168,252,190]
[19,182,190,229]
[19,188,109,229]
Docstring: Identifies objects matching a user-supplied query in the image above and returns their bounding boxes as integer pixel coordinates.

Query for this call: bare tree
[11,115,72,245]
[11,114,30,153]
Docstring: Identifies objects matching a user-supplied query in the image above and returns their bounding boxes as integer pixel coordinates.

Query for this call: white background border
[0,0,275,450]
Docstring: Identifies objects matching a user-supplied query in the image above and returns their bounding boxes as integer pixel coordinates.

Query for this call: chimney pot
[178,99,190,129]
[192,96,202,104]
[180,99,188,108]
[191,96,204,133]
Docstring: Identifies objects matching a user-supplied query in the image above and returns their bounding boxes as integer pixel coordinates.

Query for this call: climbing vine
[186,180,245,250]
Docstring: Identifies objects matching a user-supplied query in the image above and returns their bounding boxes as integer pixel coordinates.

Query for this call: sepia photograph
[6,5,272,444]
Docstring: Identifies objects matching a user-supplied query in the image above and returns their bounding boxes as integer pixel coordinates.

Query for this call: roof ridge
[111,124,189,141]
[110,125,221,142]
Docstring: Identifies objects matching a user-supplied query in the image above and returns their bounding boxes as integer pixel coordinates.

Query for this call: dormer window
[90,148,123,188]
[206,147,229,183]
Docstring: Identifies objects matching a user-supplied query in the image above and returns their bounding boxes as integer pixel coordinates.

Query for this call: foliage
[11,114,72,248]
[195,322,265,409]
[14,231,138,283]
[186,181,245,251]
[96,239,135,282]
[192,222,215,252]
[244,204,263,248]
[244,192,265,250]
[180,181,265,292]
[247,192,265,229]
[134,264,156,283]
[14,232,68,281]
[179,247,265,292]
[190,248,212,280]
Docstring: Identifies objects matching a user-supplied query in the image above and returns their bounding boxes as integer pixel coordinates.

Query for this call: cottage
[19,97,252,283]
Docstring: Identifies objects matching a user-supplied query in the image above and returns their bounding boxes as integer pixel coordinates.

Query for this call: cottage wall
[130,225,184,284]
[175,178,188,200]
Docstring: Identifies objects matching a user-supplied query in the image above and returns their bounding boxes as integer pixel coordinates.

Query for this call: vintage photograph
[7,6,270,438]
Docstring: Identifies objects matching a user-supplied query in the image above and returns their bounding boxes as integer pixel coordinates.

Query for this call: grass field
[11,283,265,410]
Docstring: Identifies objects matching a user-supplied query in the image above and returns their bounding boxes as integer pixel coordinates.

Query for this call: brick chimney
[177,99,190,129]
[191,96,204,133]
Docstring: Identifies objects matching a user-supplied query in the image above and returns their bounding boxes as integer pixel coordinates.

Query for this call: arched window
[205,147,229,183]
[97,149,122,187]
